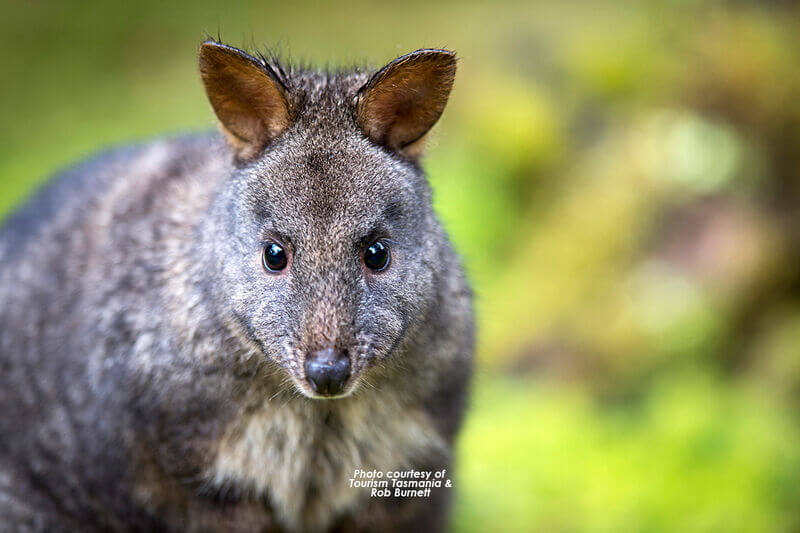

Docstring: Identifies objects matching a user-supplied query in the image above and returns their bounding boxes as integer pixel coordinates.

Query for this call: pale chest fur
[207,394,447,532]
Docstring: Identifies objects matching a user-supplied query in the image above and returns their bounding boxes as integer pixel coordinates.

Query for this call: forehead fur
[244,51,374,136]
[228,60,428,238]
[251,133,418,227]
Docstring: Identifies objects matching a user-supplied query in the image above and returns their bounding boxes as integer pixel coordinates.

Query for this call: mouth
[293,375,357,400]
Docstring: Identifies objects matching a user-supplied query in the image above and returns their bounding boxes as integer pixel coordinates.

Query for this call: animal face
[216,133,438,397]
[199,41,456,398]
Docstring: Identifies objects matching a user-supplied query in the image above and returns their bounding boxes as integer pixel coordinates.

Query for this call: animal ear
[356,49,457,158]
[199,41,291,161]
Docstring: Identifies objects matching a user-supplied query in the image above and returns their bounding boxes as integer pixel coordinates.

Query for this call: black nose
[304,348,351,396]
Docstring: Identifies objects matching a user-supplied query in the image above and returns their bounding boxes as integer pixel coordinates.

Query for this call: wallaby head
[197,41,457,399]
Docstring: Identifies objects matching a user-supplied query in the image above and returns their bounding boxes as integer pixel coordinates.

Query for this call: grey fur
[0,45,473,532]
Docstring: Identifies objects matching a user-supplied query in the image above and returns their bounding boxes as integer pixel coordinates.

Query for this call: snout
[304,348,351,397]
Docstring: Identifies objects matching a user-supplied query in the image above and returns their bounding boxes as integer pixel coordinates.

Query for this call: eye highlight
[364,240,390,272]
[262,242,288,272]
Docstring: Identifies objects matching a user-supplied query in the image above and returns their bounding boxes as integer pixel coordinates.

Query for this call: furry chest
[207,397,446,531]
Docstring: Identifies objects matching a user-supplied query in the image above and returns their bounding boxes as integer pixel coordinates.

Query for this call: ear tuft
[199,41,291,161]
[356,49,457,158]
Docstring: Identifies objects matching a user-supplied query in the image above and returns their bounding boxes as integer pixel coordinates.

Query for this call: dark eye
[364,240,390,272]
[262,243,287,272]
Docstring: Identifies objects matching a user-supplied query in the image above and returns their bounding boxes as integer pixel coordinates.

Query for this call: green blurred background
[3,1,800,530]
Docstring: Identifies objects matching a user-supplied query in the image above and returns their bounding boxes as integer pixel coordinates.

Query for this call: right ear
[198,41,291,161]
[355,49,457,158]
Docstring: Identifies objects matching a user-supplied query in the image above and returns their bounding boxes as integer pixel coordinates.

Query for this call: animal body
[0,40,473,532]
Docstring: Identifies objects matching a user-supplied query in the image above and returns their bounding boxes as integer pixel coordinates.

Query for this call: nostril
[304,348,351,397]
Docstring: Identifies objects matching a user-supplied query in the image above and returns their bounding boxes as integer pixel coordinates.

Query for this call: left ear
[199,40,291,161]
[355,49,457,158]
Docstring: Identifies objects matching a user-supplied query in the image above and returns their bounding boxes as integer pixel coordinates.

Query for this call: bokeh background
[3,1,800,531]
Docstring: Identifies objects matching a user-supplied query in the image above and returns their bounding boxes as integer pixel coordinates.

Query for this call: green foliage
[455,374,800,532]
